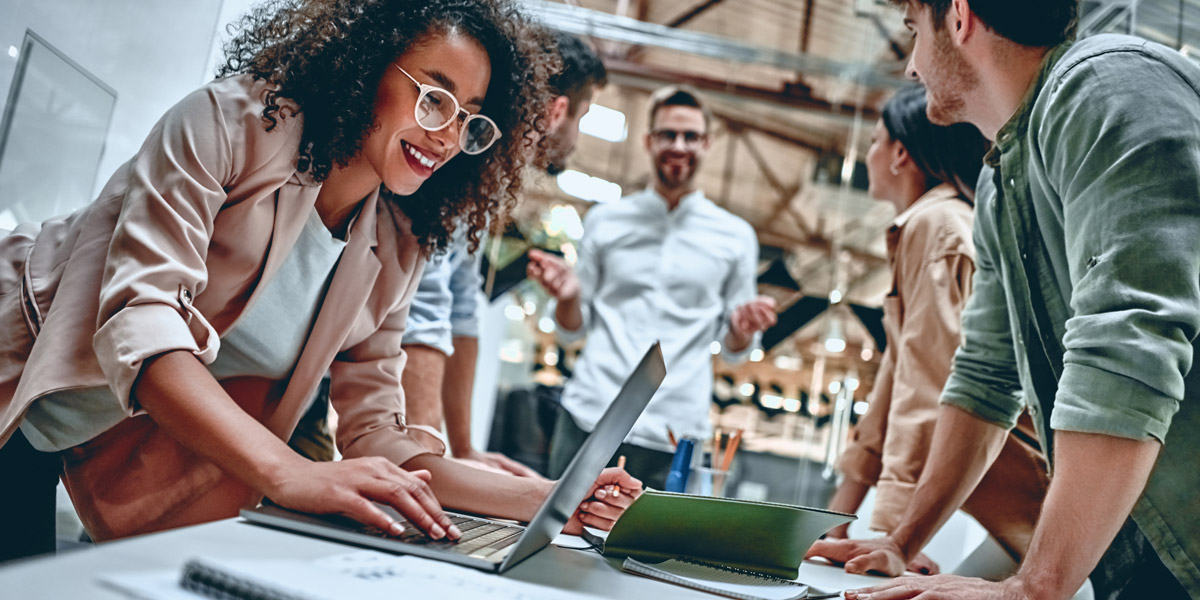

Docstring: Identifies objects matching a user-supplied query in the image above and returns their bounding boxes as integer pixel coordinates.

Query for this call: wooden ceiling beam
[665,0,728,28]
[605,58,882,123]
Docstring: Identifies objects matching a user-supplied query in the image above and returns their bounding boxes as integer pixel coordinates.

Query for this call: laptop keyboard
[355,514,525,559]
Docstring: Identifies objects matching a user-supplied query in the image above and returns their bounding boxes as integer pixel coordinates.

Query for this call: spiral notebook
[101,551,597,600]
[622,558,839,600]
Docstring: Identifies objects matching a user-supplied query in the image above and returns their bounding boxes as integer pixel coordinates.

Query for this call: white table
[0,517,890,598]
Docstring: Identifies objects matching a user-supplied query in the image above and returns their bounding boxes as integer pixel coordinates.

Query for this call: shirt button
[1008,178,1015,187]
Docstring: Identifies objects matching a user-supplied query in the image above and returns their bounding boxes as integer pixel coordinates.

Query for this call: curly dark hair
[217,0,557,255]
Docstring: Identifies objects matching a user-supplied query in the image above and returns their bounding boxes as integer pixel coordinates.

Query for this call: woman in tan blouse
[817,86,1048,574]
[0,0,637,562]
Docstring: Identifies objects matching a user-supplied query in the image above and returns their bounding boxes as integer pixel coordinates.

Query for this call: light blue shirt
[401,230,482,356]
[559,188,760,452]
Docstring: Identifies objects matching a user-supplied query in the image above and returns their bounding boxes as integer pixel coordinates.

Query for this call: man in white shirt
[528,86,777,488]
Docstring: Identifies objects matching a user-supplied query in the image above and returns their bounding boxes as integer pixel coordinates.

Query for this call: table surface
[0,518,890,599]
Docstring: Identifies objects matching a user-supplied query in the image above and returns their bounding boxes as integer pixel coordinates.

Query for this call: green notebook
[598,490,854,580]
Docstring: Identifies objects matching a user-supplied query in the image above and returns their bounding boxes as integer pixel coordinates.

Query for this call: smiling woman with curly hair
[219,0,553,255]
[0,0,639,562]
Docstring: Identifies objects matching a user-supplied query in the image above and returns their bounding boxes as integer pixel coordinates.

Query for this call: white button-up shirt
[558,188,759,452]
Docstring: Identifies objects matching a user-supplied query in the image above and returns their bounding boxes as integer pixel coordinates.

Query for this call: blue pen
[664,437,694,493]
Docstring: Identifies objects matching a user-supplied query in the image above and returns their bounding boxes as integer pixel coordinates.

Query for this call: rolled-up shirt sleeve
[448,249,482,339]
[92,82,297,410]
[1041,51,1200,442]
[940,178,1026,429]
[402,253,455,356]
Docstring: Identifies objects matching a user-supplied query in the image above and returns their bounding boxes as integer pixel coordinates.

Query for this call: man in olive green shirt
[807,1,1200,599]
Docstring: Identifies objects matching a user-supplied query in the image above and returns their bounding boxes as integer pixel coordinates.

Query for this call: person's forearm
[1014,432,1160,600]
[135,350,301,493]
[401,344,448,430]
[890,405,1007,560]
[826,478,871,538]
[442,336,478,456]
[555,296,584,333]
[404,454,553,522]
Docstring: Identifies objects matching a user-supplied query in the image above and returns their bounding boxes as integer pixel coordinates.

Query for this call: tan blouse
[837,184,1049,561]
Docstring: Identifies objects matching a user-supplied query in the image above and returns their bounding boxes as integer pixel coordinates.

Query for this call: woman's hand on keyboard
[563,467,643,533]
[266,457,462,541]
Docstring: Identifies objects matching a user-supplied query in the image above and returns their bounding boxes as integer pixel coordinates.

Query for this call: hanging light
[823,315,846,354]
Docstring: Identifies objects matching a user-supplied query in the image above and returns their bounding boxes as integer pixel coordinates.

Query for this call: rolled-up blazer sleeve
[91,80,293,410]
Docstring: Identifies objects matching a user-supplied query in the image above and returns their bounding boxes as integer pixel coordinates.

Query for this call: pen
[720,429,743,472]
[805,593,842,599]
[612,455,627,497]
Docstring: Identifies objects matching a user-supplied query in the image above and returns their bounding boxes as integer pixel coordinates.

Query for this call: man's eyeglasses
[394,65,501,155]
[650,129,707,148]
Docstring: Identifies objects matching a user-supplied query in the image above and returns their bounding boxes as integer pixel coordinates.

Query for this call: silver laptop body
[241,342,666,573]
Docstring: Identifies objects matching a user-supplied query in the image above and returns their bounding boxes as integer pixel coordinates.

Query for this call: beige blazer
[0,75,438,540]
[837,184,1049,561]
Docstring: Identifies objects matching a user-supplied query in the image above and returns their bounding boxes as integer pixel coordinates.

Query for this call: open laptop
[241,342,666,573]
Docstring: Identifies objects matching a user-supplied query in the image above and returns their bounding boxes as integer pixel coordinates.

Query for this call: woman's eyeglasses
[394,65,501,155]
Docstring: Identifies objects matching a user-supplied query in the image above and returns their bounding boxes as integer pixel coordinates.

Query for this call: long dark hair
[218,0,557,255]
[882,85,990,202]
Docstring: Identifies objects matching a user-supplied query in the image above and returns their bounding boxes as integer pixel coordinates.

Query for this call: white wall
[0,0,261,204]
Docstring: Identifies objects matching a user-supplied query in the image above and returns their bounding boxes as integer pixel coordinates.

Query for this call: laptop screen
[500,342,666,569]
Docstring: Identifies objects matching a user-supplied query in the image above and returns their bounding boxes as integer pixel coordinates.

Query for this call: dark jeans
[1091,517,1191,600]
[0,428,60,563]
[547,410,673,491]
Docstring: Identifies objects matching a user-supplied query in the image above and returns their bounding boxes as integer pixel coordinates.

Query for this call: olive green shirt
[940,34,1200,594]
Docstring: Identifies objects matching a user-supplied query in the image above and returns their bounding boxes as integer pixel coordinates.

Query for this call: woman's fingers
[362,478,456,540]
[341,495,409,537]
[580,500,623,521]
[575,509,617,531]
[592,486,636,509]
[366,461,459,540]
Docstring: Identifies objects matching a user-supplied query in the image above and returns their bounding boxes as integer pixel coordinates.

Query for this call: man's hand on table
[843,574,1032,600]
[806,536,909,577]
[814,533,940,576]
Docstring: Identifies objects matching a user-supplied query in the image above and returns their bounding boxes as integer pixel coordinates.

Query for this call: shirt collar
[986,41,1074,167]
[641,187,707,213]
[890,183,963,231]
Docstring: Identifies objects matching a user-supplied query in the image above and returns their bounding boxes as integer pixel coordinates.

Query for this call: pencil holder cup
[684,466,732,497]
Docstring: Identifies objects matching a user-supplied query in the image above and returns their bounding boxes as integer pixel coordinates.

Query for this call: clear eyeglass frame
[393,65,501,155]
